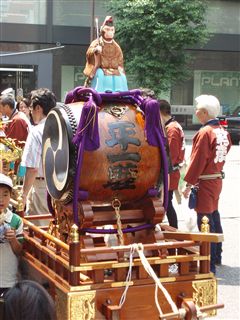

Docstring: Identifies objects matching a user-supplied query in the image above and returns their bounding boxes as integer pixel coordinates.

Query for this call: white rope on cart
[118,245,135,307]
[118,243,180,318]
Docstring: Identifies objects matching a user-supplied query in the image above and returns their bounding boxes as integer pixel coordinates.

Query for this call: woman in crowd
[17,98,34,125]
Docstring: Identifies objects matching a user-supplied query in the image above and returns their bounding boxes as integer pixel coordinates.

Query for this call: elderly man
[183,94,232,274]
[21,88,56,224]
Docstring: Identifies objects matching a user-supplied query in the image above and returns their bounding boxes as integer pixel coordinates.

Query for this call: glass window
[206,0,240,34]
[61,65,85,101]
[53,0,107,27]
[0,0,46,24]
[0,66,37,97]
[194,70,240,114]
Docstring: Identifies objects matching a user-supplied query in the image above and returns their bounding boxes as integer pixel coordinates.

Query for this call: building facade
[0,0,239,127]
[0,0,107,100]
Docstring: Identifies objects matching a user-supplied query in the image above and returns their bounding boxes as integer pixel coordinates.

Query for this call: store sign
[171,105,195,115]
[194,70,240,115]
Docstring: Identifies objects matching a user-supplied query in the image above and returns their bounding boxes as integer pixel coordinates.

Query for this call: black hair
[31,88,56,116]
[3,280,56,320]
[16,97,35,125]
[140,88,156,99]
[0,184,12,193]
[159,99,171,115]
[16,98,31,110]
[0,96,15,110]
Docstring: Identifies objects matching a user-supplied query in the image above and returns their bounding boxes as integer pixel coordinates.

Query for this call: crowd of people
[0,88,57,319]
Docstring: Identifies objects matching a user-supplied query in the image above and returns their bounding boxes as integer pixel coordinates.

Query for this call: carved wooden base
[54,278,217,320]
[55,288,96,320]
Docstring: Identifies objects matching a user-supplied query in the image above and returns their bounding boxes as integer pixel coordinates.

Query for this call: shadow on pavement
[216,265,240,286]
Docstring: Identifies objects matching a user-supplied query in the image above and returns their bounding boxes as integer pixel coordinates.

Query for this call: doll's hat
[101,16,114,28]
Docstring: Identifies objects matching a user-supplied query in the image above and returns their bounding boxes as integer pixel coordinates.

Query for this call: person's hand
[4,228,16,243]
[21,193,27,208]
[118,66,125,74]
[94,45,102,54]
[182,185,192,199]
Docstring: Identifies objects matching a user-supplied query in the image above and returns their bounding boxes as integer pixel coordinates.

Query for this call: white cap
[0,173,13,189]
[1,88,15,99]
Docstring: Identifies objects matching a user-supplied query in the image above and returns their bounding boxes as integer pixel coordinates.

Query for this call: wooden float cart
[15,199,224,320]
[15,90,224,319]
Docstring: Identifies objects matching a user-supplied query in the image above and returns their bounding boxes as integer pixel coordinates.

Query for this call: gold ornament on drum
[104,105,129,119]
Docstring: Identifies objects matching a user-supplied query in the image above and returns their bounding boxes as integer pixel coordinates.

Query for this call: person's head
[30,88,56,124]
[17,98,31,118]
[0,96,15,118]
[3,280,56,320]
[100,16,115,41]
[195,94,220,125]
[140,88,156,100]
[159,99,172,123]
[0,173,13,214]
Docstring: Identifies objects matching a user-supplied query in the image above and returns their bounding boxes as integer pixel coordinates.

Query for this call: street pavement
[172,131,240,319]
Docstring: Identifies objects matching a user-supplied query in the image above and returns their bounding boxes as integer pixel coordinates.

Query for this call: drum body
[42,102,161,204]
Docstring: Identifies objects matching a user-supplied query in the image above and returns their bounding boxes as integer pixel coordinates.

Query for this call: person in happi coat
[159,99,185,229]
[183,94,232,274]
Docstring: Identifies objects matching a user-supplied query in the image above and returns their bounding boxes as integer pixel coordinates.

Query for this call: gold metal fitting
[70,224,79,243]
[201,216,210,233]
[112,198,121,210]
[16,188,24,212]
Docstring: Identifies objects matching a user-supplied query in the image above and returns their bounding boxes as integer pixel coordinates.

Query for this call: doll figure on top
[83,16,128,93]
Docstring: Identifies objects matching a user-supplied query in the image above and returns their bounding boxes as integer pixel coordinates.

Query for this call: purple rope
[155,130,169,209]
[64,86,82,104]
[140,98,169,209]
[72,134,86,225]
[73,87,102,106]
[72,95,100,225]
[81,223,154,234]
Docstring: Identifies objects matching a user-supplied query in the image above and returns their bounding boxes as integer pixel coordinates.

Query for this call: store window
[194,70,240,114]
[0,0,46,24]
[61,66,85,101]
[206,0,240,34]
[53,0,107,27]
[0,66,37,97]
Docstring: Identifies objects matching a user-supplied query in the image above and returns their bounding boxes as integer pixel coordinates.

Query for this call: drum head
[42,105,77,203]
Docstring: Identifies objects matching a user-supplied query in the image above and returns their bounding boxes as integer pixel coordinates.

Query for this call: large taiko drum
[42,102,161,204]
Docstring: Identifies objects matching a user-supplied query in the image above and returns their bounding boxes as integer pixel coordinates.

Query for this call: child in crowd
[2,280,57,320]
[0,173,23,297]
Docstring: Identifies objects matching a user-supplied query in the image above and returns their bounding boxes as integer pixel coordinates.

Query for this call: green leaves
[107,0,209,96]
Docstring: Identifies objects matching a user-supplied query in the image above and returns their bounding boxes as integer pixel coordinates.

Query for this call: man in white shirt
[21,88,56,224]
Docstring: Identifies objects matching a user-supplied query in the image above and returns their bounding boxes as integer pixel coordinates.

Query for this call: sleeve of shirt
[184,131,210,185]
[5,119,28,142]
[168,127,182,165]
[21,129,42,169]
[10,214,24,243]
